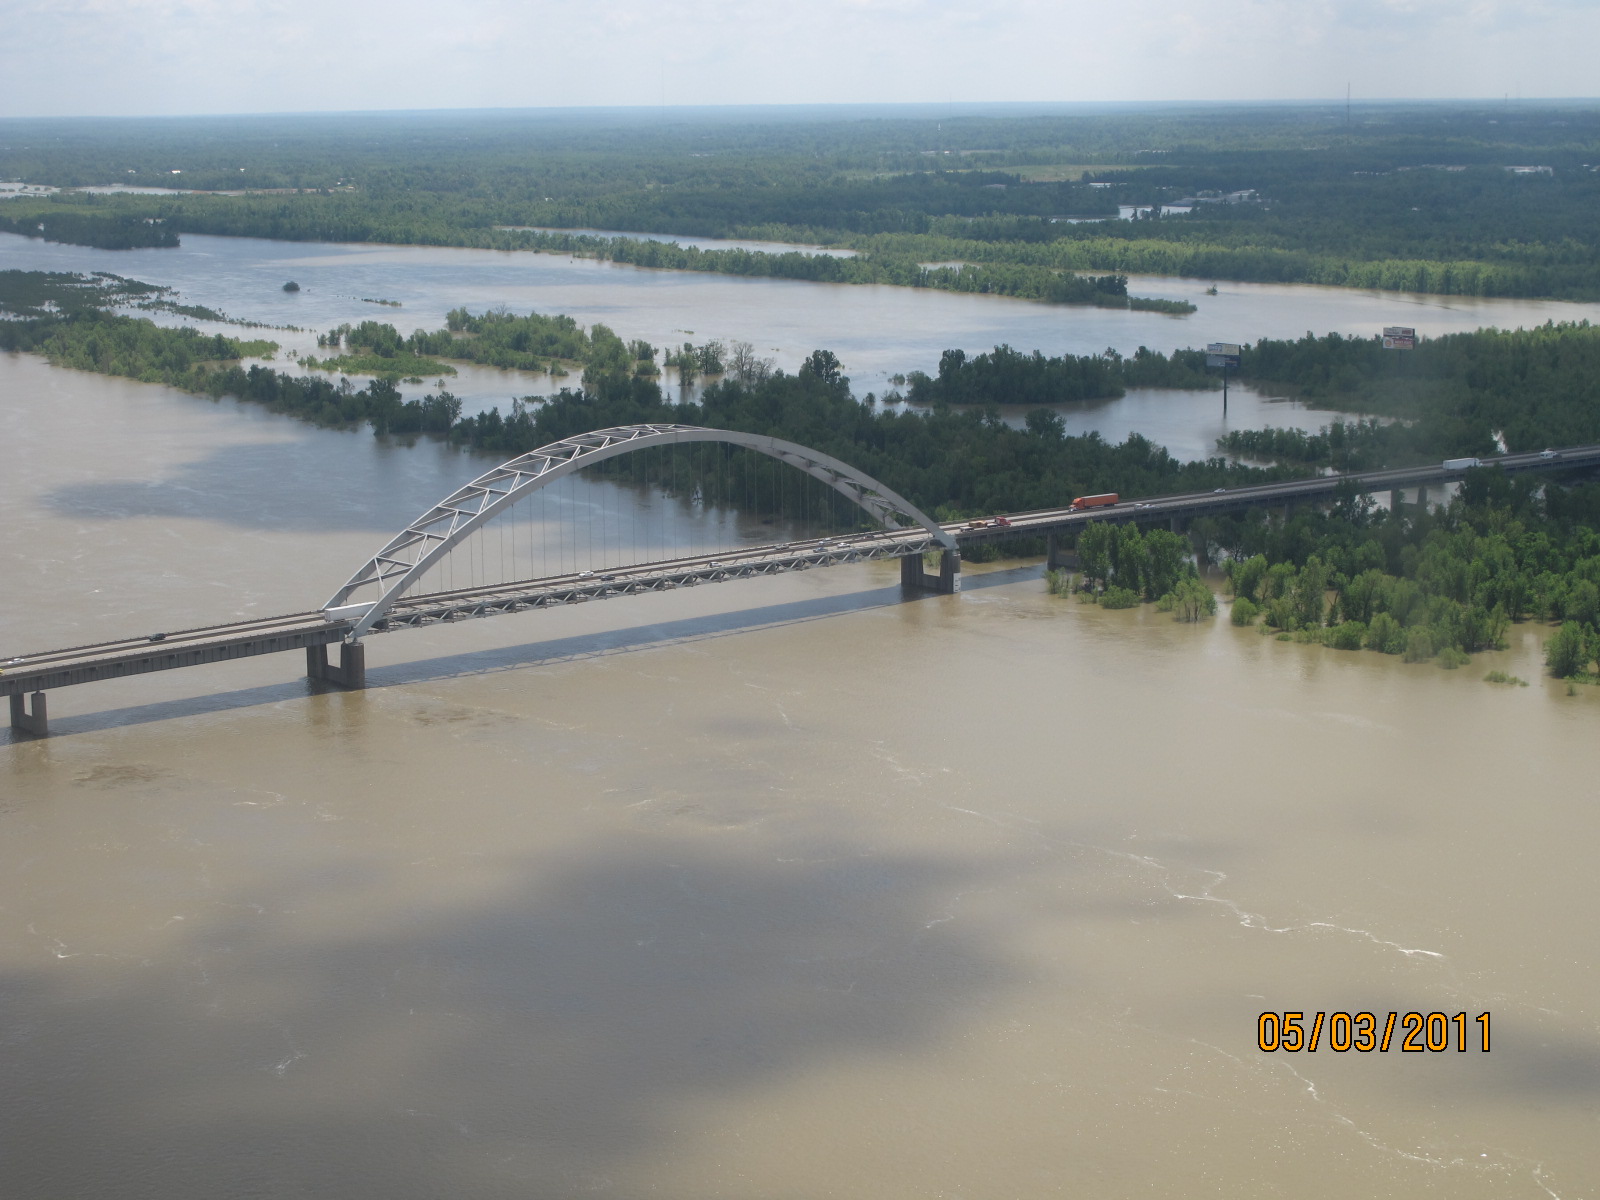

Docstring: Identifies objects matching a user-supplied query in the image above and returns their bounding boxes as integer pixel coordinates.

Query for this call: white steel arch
[325,423,956,640]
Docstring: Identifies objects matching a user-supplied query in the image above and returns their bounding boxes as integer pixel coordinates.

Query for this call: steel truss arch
[325,423,955,640]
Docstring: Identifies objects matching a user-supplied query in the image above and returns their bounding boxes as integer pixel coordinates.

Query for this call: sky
[3,0,1597,118]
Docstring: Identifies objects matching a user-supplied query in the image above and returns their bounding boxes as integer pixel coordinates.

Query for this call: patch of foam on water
[263,1023,307,1076]
[1160,866,1445,959]
[943,805,1450,962]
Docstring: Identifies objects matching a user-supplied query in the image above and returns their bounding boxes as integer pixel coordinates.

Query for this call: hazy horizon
[4,0,1597,120]
[6,96,1600,127]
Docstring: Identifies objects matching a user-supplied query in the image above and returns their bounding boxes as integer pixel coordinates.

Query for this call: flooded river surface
[3,335,1600,1198]
[10,230,1600,454]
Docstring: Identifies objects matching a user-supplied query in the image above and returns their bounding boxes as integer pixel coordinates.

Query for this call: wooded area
[4,102,1599,299]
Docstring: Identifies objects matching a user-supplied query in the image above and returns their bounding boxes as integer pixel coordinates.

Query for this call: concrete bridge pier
[306,641,367,689]
[8,691,47,738]
[1416,484,1429,510]
[1045,532,1078,572]
[901,549,961,594]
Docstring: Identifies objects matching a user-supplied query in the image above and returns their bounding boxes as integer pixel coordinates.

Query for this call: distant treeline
[7,103,1600,299]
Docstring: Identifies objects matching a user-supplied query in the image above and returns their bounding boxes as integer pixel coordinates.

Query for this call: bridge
[6,424,1598,738]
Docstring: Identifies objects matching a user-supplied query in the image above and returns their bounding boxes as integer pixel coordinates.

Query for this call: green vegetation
[1096,586,1142,610]
[1215,323,1600,466]
[299,352,452,378]
[1068,522,1216,618]
[1199,471,1600,677]
[908,342,1214,408]
[1483,670,1529,686]
[0,311,275,384]
[0,269,168,317]
[9,102,1600,301]
[1159,576,1219,622]
[0,269,277,379]
[0,210,178,249]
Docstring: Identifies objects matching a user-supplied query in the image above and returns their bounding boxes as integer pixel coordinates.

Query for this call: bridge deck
[5,445,1598,705]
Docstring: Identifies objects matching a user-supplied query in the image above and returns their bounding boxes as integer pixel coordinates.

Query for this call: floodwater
[3,339,1600,1198]
[8,230,1600,457]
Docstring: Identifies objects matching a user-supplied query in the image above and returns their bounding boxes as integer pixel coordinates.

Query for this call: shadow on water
[3,568,1040,743]
[0,825,1031,1197]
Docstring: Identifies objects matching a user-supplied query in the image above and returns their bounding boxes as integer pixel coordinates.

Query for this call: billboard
[1382,326,1416,350]
[1206,342,1241,369]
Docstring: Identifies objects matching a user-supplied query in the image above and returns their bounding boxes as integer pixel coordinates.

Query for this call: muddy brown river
[2,335,1598,1196]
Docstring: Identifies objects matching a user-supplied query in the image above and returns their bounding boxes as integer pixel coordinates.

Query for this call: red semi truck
[1069,493,1119,511]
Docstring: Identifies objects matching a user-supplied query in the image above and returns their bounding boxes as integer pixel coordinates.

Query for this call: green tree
[1545,621,1590,678]
[1142,529,1189,600]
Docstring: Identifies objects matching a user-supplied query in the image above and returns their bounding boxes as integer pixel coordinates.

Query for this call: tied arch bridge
[6,423,1600,738]
[3,424,960,736]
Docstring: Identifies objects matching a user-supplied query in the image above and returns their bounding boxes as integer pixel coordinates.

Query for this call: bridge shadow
[8,564,1038,742]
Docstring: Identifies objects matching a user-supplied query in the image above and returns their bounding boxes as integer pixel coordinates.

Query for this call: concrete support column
[306,641,367,690]
[1169,515,1184,534]
[1390,488,1403,512]
[900,553,925,589]
[9,691,47,738]
[937,549,961,594]
[900,549,961,594]
[1416,485,1429,510]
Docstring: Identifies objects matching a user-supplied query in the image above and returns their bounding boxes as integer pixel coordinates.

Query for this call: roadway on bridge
[6,444,1599,700]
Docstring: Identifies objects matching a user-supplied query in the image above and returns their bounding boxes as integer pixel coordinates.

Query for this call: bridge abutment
[900,549,961,594]
[306,642,367,690]
[9,691,47,738]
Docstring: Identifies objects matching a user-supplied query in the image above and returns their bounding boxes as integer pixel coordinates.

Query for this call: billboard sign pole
[1382,326,1415,377]
[1206,342,1242,414]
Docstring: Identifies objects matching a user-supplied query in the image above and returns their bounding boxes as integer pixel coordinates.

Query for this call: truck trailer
[1069,493,1119,511]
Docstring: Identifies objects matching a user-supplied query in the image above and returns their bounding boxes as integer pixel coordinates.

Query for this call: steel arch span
[324,423,956,640]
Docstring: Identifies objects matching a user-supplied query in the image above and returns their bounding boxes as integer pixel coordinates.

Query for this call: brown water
[3,351,1599,1198]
